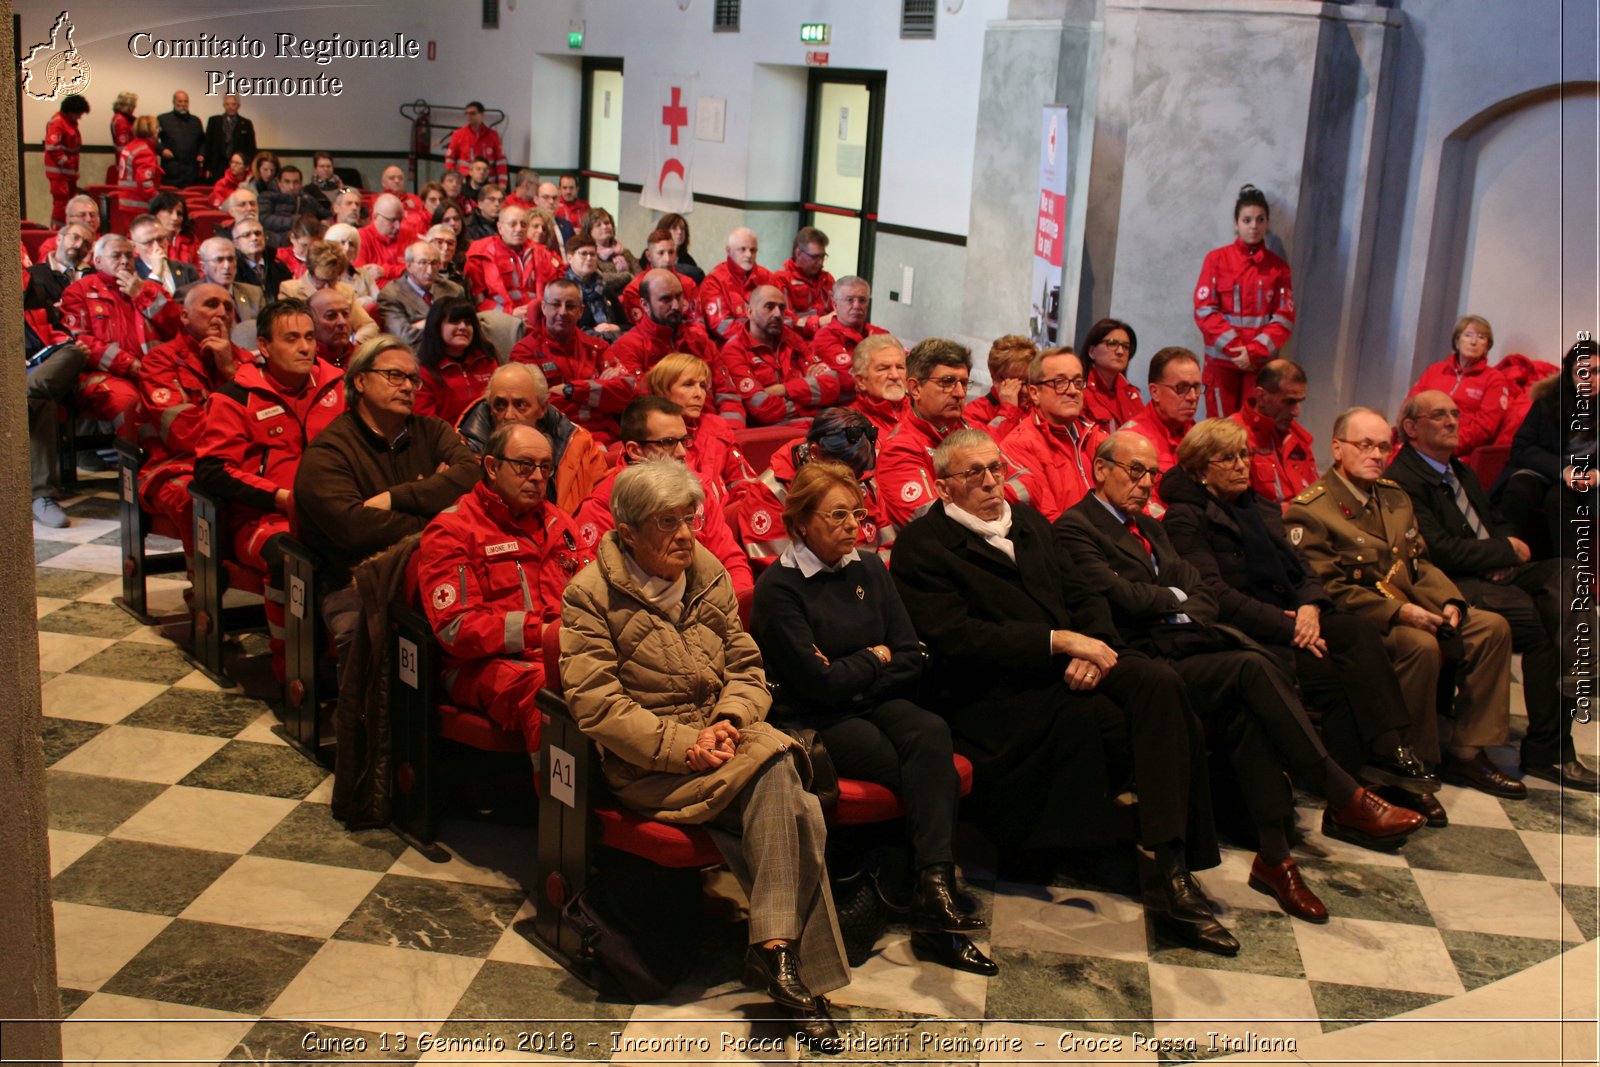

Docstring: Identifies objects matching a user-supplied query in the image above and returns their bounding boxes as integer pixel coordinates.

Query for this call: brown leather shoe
[1379,786,1448,828]
[1248,855,1328,923]
[1441,751,1528,799]
[1323,787,1425,850]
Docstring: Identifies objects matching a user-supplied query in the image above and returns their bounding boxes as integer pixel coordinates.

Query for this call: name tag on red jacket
[485,540,519,556]
[255,405,285,421]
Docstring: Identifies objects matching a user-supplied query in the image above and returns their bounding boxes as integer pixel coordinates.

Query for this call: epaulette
[1292,484,1325,505]
[1375,477,1402,489]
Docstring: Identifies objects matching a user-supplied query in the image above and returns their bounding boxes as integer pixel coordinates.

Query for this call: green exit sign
[568,30,584,49]
[800,23,830,45]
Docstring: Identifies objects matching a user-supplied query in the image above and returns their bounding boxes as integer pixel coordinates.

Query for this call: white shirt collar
[779,540,859,577]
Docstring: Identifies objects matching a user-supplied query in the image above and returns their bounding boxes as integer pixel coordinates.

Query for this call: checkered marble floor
[30,482,1600,1065]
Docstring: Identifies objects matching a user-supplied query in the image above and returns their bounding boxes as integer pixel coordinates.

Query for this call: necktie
[1125,516,1154,560]
[1445,471,1488,539]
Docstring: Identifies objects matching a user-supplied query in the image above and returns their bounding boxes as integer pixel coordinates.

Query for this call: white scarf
[622,548,687,623]
[945,501,1016,562]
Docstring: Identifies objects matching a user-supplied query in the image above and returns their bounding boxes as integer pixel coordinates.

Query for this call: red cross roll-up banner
[1030,105,1070,346]
[640,75,697,214]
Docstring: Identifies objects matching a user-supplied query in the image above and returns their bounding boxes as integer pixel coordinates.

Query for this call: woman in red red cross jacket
[1194,184,1296,419]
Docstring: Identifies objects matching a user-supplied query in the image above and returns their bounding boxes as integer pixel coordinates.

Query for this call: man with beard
[619,229,700,326]
[718,284,833,425]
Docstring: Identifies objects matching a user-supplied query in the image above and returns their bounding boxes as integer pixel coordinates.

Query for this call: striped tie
[1446,471,1488,540]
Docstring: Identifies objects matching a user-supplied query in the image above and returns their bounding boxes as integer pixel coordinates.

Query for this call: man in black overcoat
[892,427,1237,956]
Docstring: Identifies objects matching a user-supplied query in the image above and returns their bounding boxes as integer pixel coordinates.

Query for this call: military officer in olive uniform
[1286,407,1521,816]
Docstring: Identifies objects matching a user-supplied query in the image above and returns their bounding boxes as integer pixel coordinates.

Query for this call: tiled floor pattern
[28,484,1600,1065]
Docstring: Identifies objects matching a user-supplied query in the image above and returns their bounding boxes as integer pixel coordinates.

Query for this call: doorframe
[578,57,625,202]
[799,68,886,284]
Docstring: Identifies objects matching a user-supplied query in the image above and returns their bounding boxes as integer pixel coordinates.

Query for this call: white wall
[1363,0,1599,402]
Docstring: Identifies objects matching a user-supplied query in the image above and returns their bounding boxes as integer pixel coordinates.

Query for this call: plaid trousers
[707,750,850,996]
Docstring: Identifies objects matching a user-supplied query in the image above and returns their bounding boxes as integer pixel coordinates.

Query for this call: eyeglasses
[817,507,869,526]
[364,368,422,388]
[1415,408,1461,422]
[543,299,583,312]
[1152,381,1202,398]
[496,455,554,479]
[641,435,690,450]
[1035,375,1086,394]
[817,422,878,445]
[1097,339,1133,352]
[1207,450,1252,467]
[945,459,1010,483]
[1335,438,1394,456]
[922,375,972,395]
[1108,459,1163,483]
[798,248,828,262]
[647,512,703,534]
[374,212,403,224]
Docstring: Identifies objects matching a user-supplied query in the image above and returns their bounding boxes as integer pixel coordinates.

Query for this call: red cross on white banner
[642,75,696,214]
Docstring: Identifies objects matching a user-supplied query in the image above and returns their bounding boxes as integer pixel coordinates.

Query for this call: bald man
[309,287,357,367]
[698,226,774,345]
[717,284,836,424]
[357,192,419,285]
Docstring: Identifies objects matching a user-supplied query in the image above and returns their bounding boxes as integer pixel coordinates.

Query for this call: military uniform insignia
[1339,502,1354,519]
[856,585,865,600]
[1405,527,1418,540]
[1292,484,1325,505]
[1289,526,1303,545]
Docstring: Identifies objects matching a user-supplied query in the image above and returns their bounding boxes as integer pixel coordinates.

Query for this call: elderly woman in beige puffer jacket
[560,459,849,1053]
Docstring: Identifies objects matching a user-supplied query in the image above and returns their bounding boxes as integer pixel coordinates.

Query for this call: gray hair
[92,233,130,259]
[932,428,998,477]
[487,361,549,405]
[66,193,97,215]
[1095,431,1139,465]
[484,422,551,461]
[198,236,234,262]
[851,332,903,377]
[612,459,704,528]
[833,275,869,299]
[325,222,360,247]
[404,240,435,265]
[343,334,413,403]
[1331,405,1387,441]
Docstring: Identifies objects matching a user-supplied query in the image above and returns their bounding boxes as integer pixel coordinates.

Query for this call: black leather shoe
[744,942,816,1012]
[1523,758,1600,791]
[789,997,843,1055]
[1361,746,1441,793]
[910,863,987,933]
[909,931,1000,976]
[1441,751,1528,799]
[1148,869,1240,957]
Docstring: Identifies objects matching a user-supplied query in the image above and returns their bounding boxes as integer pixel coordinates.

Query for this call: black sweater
[751,551,922,723]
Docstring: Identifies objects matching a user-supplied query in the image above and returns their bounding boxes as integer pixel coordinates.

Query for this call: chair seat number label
[121,467,134,503]
[196,519,211,558]
[397,637,418,689]
[289,576,306,620]
[550,746,575,808]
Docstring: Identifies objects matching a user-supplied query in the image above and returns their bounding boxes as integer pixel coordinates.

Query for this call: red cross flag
[640,75,697,214]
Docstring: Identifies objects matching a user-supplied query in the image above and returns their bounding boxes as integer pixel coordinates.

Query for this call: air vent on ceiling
[482,0,499,30]
[713,0,740,33]
[901,0,936,39]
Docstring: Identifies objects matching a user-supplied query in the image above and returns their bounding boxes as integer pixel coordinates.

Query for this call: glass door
[801,70,885,281]
[580,58,624,219]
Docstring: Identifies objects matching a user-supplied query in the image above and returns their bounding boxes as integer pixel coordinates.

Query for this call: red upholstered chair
[189,210,229,242]
[20,228,52,261]
[1466,444,1511,489]
[735,424,809,473]
[112,441,188,625]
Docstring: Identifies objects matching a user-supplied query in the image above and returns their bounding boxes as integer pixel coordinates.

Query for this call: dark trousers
[816,699,959,869]
[1168,648,1329,826]
[1458,558,1573,765]
[1287,609,1413,774]
[1093,654,1217,868]
[27,343,87,499]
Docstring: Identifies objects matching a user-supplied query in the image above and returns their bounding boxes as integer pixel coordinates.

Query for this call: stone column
[0,0,66,1058]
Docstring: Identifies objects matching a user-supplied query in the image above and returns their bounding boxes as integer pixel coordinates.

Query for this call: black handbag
[783,727,840,812]
[831,867,889,967]
[561,885,689,1001]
